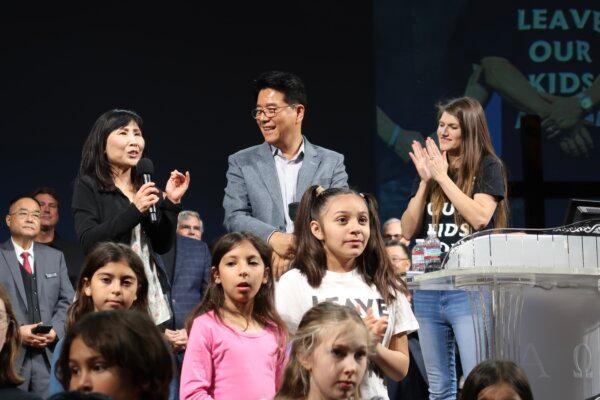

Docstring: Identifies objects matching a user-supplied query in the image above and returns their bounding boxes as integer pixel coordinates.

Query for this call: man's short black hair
[8,195,40,213]
[32,186,60,205]
[254,70,308,107]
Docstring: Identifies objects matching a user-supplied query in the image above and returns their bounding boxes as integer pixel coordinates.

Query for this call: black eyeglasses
[251,104,296,119]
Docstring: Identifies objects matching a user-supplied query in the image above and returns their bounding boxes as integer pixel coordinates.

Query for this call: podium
[408,221,600,400]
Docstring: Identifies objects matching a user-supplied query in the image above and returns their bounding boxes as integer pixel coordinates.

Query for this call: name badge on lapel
[45,273,58,278]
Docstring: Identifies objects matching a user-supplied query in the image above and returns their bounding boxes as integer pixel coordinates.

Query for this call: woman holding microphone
[401,97,508,399]
[72,109,189,325]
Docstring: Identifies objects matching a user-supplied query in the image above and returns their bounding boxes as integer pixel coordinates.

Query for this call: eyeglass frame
[250,104,297,119]
[8,210,42,220]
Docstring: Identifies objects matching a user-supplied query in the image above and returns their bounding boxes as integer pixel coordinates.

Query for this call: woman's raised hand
[133,182,160,213]
[424,137,448,181]
[408,140,432,183]
[165,170,190,204]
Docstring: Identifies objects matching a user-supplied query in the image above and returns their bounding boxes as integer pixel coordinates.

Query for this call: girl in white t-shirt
[276,186,419,400]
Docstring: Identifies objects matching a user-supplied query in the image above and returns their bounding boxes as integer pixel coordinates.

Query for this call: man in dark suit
[0,196,73,397]
[156,233,211,400]
[32,187,84,288]
[223,70,349,277]
[161,234,211,335]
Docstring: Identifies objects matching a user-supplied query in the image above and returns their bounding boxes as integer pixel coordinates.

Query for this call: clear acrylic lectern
[408,220,600,400]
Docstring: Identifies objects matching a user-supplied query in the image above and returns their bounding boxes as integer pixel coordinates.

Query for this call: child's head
[186,232,284,331]
[57,310,173,400]
[460,359,533,400]
[384,239,411,277]
[277,302,371,400]
[67,242,149,329]
[294,185,407,302]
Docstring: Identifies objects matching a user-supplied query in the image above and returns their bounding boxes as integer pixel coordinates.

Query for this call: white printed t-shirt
[275,268,419,400]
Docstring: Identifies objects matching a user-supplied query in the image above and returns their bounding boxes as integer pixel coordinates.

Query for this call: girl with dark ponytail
[276,185,419,400]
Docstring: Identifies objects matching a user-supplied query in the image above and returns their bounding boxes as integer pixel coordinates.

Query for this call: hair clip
[315,186,325,196]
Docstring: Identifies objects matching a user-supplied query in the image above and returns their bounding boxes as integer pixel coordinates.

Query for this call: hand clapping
[409,138,448,183]
[408,140,432,183]
[361,307,388,345]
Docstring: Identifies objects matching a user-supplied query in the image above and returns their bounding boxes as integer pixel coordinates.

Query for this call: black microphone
[136,158,157,223]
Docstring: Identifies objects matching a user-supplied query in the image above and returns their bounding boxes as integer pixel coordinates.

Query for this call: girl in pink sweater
[180,232,288,400]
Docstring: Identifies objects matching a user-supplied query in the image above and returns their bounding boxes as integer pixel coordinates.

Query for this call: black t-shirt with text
[411,155,506,252]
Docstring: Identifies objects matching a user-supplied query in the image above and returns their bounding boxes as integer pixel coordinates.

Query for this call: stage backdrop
[0,3,375,244]
[375,0,599,229]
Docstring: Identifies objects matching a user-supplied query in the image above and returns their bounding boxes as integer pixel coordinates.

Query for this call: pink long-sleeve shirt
[180,311,286,400]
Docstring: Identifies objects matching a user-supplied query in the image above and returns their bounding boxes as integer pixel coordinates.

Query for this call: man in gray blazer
[224,71,348,277]
[0,196,73,397]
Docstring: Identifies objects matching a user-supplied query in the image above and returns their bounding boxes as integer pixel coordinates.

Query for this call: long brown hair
[0,283,23,386]
[430,97,508,230]
[66,242,149,331]
[276,302,372,400]
[185,232,287,364]
[294,185,408,303]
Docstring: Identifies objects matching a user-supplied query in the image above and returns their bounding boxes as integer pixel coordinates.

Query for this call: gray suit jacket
[0,240,74,367]
[223,137,349,241]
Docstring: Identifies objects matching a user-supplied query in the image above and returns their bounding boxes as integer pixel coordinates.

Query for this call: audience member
[383,218,410,246]
[180,232,287,400]
[223,70,348,278]
[0,283,43,400]
[72,109,189,325]
[176,210,203,240]
[384,239,411,279]
[56,310,173,400]
[276,186,418,400]
[33,187,85,288]
[160,233,210,335]
[383,241,430,400]
[0,196,73,397]
[47,242,150,396]
[460,360,533,400]
[155,231,211,400]
[276,302,371,400]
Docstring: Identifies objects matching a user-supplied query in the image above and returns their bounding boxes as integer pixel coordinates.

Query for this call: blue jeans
[414,290,489,400]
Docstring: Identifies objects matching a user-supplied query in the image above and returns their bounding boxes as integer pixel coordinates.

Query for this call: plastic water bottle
[411,239,426,272]
[424,227,442,272]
